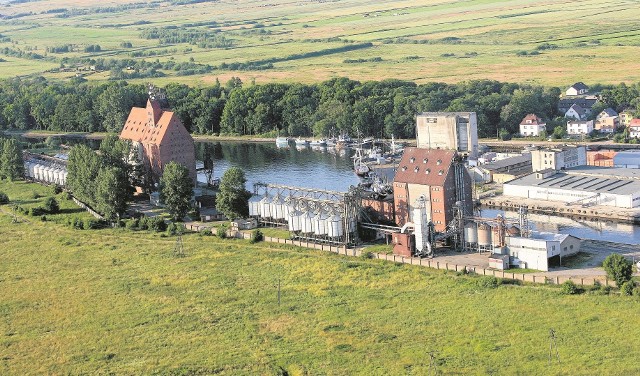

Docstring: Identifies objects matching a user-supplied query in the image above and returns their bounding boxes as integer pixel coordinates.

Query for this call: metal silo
[248,195,262,217]
[272,195,287,220]
[260,195,273,218]
[477,223,492,248]
[464,222,478,244]
[327,214,344,238]
[300,210,315,233]
[288,210,302,232]
[314,210,329,235]
[33,164,43,181]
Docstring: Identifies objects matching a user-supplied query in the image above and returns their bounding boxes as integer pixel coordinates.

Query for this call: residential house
[619,111,634,127]
[630,119,640,138]
[565,104,587,120]
[557,96,598,114]
[565,82,589,96]
[595,108,619,133]
[120,99,196,185]
[519,114,546,137]
[567,119,594,135]
[393,148,472,231]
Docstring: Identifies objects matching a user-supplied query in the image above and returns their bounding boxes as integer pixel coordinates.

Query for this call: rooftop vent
[402,166,408,171]
[414,166,419,173]
[436,159,442,165]
[425,169,431,174]
[423,158,428,163]
[438,170,444,175]
[410,157,416,163]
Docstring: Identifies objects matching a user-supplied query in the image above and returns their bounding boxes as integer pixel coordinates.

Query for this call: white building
[519,114,546,137]
[416,112,479,159]
[503,166,640,209]
[565,82,589,96]
[531,145,586,172]
[565,104,587,120]
[630,119,640,138]
[504,233,581,271]
[567,120,594,135]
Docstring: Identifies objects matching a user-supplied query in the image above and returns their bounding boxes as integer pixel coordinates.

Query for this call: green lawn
[2,180,640,374]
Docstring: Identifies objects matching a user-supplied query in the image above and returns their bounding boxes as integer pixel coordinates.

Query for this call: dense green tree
[66,144,102,204]
[160,161,194,221]
[0,138,24,181]
[603,253,633,287]
[216,166,251,220]
[95,166,131,221]
[552,125,566,139]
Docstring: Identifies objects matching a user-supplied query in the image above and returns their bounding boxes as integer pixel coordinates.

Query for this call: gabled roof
[558,97,598,109]
[394,148,456,186]
[120,99,185,145]
[570,82,588,91]
[629,118,640,127]
[566,104,586,117]
[599,108,618,118]
[520,114,545,126]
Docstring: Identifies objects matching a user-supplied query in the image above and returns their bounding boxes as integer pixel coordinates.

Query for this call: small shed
[488,254,509,270]
[231,218,258,231]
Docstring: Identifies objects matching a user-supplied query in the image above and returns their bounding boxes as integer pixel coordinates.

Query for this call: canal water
[200,141,640,244]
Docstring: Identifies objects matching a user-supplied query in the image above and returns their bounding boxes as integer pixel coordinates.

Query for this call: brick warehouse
[120,99,196,184]
[393,148,472,232]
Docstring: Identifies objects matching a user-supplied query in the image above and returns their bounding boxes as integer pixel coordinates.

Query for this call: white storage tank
[272,195,287,220]
[34,164,43,180]
[53,168,61,185]
[248,195,262,217]
[300,211,315,233]
[327,214,344,238]
[314,211,329,235]
[464,222,478,244]
[44,166,53,183]
[260,196,273,218]
[288,210,302,232]
[61,171,68,186]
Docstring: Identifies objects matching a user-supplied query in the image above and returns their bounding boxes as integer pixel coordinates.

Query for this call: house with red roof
[519,114,546,137]
[120,99,196,186]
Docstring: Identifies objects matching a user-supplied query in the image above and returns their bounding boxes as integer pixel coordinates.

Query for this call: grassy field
[2,180,640,374]
[1,0,639,86]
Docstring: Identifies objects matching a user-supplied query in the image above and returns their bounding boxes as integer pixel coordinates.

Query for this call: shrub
[166,222,179,236]
[29,207,45,216]
[138,217,149,230]
[561,280,578,295]
[621,281,635,296]
[360,250,374,260]
[60,191,71,200]
[43,197,60,214]
[216,224,228,238]
[250,229,263,243]
[125,218,139,230]
[0,192,9,204]
[148,217,167,232]
[31,191,41,199]
[603,253,633,287]
[50,185,62,195]
[83,218,99,230]
[477,276,499,289]
[199,228,212,237]
[69,216,84,229]
[40,215,47,222]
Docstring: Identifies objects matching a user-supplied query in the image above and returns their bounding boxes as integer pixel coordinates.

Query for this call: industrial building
[119,94,196,184]
[614,151,640,168]
[472,154,532,183]
[587,150,616,167]
[502,233,581,271]
[393,148,472,232]
[503,166,640,208]
[531,145,586,172]
[415,112,478,160]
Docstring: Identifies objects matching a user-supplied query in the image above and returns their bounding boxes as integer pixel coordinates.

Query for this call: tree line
[1,77,639,139]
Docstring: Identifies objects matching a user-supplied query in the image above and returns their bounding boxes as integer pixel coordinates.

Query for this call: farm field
[2,180,640,375]
[0,0,639,86]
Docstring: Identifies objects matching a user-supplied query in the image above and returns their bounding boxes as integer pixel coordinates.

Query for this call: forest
[0,77,639,139]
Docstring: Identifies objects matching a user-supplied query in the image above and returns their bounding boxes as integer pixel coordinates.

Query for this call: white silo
[288,209,302,232]
[53,168,61,185]
[44,166,53,183]
[248,195,262,217]
[300,210,315,233]
[327,214,344,238]
[260,195,273,218]
[314,210,329,235]
[61,170,68,186]
[34,164,43,181]
[272,195,287,220]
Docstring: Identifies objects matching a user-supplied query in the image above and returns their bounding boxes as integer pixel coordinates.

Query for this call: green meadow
[2,180,640,375]
[0,0,639,86]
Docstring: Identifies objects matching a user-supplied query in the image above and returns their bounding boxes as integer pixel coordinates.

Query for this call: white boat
[295,138,310,147]
[309,139,327,147]
[276,137,289,147]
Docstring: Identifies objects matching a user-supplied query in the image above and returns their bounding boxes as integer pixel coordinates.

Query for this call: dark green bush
[60,191,71,201]
[561,280,578,295]
[166,222,179,236]
[43,197,60,214]
[29,207,45,216]
[148,217,167,232]
[360,251,374,260]
[250,229,263,243]
[216,224,227,238]
[199,228,212,237]
[603,253,633,287]
[125,218,139,230]
[0,192,8,204]
[477,276,499,289]
[621,281,635,296]
[138,217,149,231]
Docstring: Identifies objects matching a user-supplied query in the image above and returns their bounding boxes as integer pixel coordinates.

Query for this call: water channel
[199,141,640,244]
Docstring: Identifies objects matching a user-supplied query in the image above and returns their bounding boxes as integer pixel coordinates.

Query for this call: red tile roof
[120,99,181,146]
[520,114,545,125]
[393,148,456,186]
[629,118,640,127]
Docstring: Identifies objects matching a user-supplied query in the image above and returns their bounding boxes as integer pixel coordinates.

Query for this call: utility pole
[548,328,560,365]
[277,278,281,306]
[173,233,184,257]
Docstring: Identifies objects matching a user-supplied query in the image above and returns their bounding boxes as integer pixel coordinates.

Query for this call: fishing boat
[309,139,327,147]
[354,159,370,177]
[275,137,289,147]
[294,138,310,147]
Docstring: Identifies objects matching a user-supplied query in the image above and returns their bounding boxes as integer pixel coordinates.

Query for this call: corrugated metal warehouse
[503,166,640,208]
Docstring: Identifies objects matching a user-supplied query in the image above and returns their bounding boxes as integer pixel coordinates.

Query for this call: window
[570,245,574,249]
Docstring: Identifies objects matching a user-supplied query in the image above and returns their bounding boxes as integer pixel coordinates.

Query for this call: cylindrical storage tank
[248,195,262,217]
[36,164,44,180]
[53,169,61,185]
[260,196,273,218]
[314,211,329,235]
[327,214,344,238]
[347,217,357,233]
[272,196,287,220]
[506,225,521,237]
[61,171,68,186]
[300,211,315,233]
[288,210,302,232]
[33,164,42,180]
[44,166,53,183]
[477,223,492,247]
[464,222,478,244]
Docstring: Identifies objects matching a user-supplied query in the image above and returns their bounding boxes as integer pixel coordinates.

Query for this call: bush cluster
[476,276,500,289]
[124,216,167,232]
[249,229,263,243]
[0,191,9,204]
[65,216,105,230]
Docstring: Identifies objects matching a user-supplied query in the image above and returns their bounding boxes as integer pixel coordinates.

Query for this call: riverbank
[480,194,640,225]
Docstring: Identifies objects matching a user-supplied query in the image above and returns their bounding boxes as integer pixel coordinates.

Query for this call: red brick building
[120,99,196,185]
[393,148,472,232]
